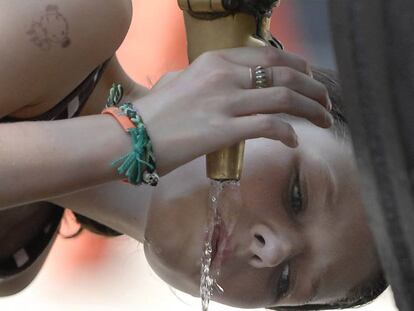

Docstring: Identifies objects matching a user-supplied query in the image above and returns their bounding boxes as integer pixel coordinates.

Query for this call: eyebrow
[308,275,322,304]
[272,274,321,308]
[293,162,335,305]
[299,159,336,220]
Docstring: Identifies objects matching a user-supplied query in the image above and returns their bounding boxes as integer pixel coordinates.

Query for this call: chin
[143,187,209,298]
[143,237,201,298]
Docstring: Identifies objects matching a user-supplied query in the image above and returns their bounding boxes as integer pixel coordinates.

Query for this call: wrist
[102,84,160,186]
[98,114,133,181]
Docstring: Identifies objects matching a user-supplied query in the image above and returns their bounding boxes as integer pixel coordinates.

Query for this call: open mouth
[211,222,221,264]
[211,220,233,269]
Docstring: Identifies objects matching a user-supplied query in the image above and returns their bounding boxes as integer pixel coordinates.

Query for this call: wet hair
[269,68,389,310]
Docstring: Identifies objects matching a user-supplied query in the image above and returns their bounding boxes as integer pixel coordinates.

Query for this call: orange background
[117,0,304,88]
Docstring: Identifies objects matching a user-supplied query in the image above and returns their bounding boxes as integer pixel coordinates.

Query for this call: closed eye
[275,263,291,301]
[290,172,304,215]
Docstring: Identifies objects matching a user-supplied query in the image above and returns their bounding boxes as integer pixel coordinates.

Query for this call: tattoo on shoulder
[26,5,71,51]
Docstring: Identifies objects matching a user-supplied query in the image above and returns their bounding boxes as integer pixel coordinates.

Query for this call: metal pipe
[178,0,281,180]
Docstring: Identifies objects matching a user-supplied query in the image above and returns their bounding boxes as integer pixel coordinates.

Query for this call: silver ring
[252,66,269,89]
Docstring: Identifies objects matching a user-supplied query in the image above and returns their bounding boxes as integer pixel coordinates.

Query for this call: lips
[210,223,221,264]
[211,220,233,270]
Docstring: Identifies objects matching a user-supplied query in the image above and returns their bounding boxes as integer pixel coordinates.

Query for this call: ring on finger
[250,66,273,89]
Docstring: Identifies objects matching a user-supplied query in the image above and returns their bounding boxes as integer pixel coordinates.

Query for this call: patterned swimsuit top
[1,60,110,123]
[0,59,110,277]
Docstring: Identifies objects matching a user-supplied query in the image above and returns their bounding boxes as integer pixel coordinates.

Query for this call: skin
[144,120,381,309]
[0,0,136,294]
[0,2,332,209]
[0,1,376,308]
[52,116,381,309]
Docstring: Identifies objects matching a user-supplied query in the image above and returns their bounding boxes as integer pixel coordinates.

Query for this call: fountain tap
[178,0,282,181]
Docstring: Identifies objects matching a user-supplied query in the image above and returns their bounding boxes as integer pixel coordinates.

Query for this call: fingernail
[327,96,333,112]
[327,113,334,127]
[327,97,333,111]
[292,133,299,147]
[308,68,314,79]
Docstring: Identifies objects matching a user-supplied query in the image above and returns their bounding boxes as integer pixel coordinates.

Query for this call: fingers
[217,46,312,76]
[231,115,299,148]
[230,87,334,129]
[235,66,332,111]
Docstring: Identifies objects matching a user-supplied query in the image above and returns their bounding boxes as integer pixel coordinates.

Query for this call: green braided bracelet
[107,83,159,186]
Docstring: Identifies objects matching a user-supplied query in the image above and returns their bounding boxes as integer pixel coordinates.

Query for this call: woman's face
[144,119,380,308]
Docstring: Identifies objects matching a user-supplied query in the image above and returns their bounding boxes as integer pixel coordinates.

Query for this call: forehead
[297,125,379,302]
[246,125,379,303]
[245,119,350,167]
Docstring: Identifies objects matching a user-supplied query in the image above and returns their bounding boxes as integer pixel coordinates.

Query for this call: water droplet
[216,282,224,293]
[200,180,242,311]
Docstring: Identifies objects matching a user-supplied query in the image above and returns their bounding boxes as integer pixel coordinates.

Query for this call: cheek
[143,179,210,295]
[214,267,275,308]
[242,142,293,216]
[336,213,378,284]
[143,242,199,298]
[145,195,205,266]
[306,203,378,300]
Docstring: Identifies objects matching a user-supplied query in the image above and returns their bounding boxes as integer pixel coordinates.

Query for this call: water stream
[200,180,242,311]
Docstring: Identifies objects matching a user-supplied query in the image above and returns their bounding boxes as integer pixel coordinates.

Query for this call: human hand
[136,47,333,176]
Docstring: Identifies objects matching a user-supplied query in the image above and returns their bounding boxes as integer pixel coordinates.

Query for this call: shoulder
[0,1,132,118]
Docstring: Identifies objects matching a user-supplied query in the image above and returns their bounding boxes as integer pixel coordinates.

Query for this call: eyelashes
[275,263,291,300]
[274,169,305,301]
[290,171,305,216]
[272,163,306,302]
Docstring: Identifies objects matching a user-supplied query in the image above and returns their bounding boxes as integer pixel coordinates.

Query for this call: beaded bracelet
[102,84,159,186]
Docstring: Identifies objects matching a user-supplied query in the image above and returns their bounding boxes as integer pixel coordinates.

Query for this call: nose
[249,224,301,269]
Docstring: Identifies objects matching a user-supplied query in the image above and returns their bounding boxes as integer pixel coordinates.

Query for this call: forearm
[51,181,152,241]
[0,115,130,209]
[51,157,207,242]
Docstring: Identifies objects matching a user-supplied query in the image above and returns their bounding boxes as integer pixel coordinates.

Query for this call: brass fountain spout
[178,0,282,181]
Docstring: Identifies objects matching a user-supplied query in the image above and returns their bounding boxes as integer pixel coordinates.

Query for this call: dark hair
[59,209,121,239]
[268,68,388,310]
[312,68,348,138]
[73,213,122,237]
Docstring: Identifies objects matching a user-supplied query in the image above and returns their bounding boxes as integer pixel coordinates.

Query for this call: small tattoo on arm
[27,5,71,51]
